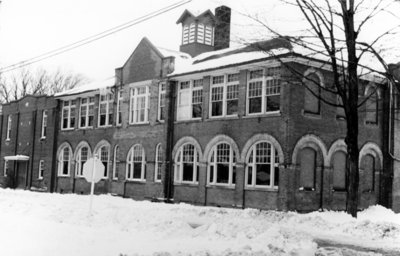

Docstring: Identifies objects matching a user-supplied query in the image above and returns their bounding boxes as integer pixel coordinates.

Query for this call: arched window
[246,142,279,189]
[174,143,199,184]
[112,145,120,180]
[126,145,145,181]
[155,144,163,182]
[299,147,316,190]
[208,143,236,186]
[332,151,347,191]
[304,73,321,114]
[95,145,110,178]
[75,146,91,177]
[58,145,71,176]
[365,85,378,124]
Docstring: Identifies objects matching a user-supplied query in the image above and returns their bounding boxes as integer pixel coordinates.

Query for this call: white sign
[82,158,104,183]
[82,156,105,215]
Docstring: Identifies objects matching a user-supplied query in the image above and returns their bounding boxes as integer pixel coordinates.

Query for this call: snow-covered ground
[0,189,399,256]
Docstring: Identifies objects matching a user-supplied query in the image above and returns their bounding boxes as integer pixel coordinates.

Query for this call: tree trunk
[345,114,359,217]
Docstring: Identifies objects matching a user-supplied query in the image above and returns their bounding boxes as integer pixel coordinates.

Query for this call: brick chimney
[214,6,231,51]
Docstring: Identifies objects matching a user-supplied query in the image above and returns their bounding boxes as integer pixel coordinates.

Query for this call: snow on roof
[55,77,115,97]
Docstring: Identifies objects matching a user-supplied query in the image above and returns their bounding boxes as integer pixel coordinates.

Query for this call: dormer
[177,6,231,57]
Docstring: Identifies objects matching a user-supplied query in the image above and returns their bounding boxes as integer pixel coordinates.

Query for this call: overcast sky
[0,0,399,82]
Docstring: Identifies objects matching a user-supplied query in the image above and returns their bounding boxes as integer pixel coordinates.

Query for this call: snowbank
[0,189,398,256]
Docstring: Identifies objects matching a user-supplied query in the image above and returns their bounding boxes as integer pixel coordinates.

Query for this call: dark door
[16,161,28,189]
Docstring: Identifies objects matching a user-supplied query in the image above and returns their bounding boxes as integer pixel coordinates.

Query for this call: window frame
[96,145,110,178]
[112,145,120,180]
[155,144,163,182]
[79,97,95,129]
[61,100,76,130]
[126,144,146,181]
[41,110,48,139]
[176,79,203,121]
[158,83,166,122]
[174,143,199,184]
[75,146,91,178]
[58,146,71,177]
[246,67,281,116]
[6,115,12,141]
[209,74,240,118]
[98,94,114,127]
[129,86,150,124]
[207,142,236,187]
[245,141,279,189]
[116,90,123,126]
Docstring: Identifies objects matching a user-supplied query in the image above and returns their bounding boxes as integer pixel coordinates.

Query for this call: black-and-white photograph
[0,0,399,255]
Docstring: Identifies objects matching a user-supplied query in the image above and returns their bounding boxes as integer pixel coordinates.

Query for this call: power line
[0,0,191,73]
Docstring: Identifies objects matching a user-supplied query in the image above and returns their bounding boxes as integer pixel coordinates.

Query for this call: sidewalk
[315,238,400,256]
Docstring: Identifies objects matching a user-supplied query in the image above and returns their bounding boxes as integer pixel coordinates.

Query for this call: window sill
[175,118,202,124]
[174,182,199,187]
[97,125,113,129]
[40,136,46,140]
[78,126,94,130]
[206,115,239,122]
[245,186,278,192]
[243,111,281,119]
[37,177,44,180]
[206,184,235,190]
[58,175,70,178]
[5,139,10,142]
[61,128,75,132]
[298,187,315,191]
[126,179,146,183]
[128,122,150,126]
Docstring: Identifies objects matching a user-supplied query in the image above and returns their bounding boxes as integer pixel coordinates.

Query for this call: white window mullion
[252,145,256,187]
[262,69,266,113]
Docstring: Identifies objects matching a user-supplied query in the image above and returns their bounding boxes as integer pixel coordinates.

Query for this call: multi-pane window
[246,142,279,189]
[174,144,199,184]
[58,146,71,176]
[97,145,110,178]
[61,100,76,130]
[247,67,281,114]
[99,94,113,127]
[177,80,203,120]
[158,83,166,121]
[38,160,44,179]
[75,146,90,177]
[3,160,9,177]
[155,144,163,182]
[112,145,120,180]
[6,115,12,140]
[116,90,123,126]
[79,97,94,128]
[210,74,239,117]
[130,86,150,124]
[41,110,48,138]
[126,145,146,181]
[208,143,236,186]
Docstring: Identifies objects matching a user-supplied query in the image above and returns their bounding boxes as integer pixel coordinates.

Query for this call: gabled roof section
[176,9,216,24]
[120,37,164,69]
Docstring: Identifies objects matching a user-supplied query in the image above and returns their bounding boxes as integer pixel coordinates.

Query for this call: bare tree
[0,67,88,103]
[246,0,400,217]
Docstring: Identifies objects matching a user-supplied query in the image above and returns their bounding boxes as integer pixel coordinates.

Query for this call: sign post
[82,155,104,215]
